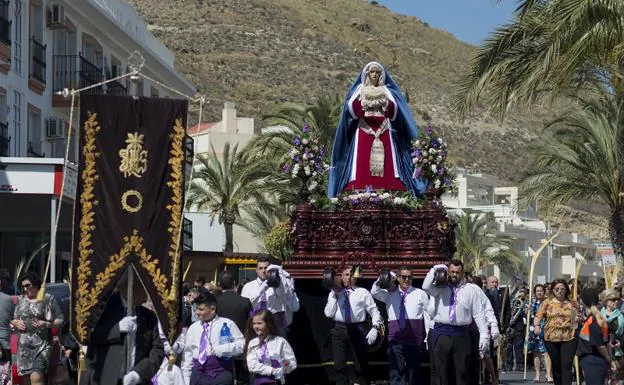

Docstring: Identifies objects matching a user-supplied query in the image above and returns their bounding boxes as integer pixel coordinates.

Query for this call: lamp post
[546,224,552,282]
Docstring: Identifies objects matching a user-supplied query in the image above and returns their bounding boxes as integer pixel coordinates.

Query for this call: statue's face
[368,68,382,86]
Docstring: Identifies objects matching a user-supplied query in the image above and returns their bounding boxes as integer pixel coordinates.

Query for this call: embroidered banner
[71,94,188,345]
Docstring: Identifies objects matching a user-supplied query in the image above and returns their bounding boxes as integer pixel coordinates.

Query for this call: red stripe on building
[53,165,63,197]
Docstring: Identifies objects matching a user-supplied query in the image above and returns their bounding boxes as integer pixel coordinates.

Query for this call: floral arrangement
[264,221,292,260]
[282,122,329,193]
[311,187,425,211]
[411,121,456,194]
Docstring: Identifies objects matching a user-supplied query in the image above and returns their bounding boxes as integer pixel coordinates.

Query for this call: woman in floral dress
[528,284,553,382]
[9,272,63,385]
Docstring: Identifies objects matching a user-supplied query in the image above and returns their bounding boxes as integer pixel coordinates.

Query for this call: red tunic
[344,98,406,192]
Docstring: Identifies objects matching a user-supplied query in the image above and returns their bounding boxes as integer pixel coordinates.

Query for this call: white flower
[309,181,318,190]
[438,138,443,144]
[393,197,401,204]
[310,198,316,204]
[304,166,311,176]
[431,164,437,174]
[312,171,317,176]
[302,139,309,145]
[429,148,436,154]
[363,192,371,199]
[371,192,378,198]
[330,197,339,203]
[310,160,315,164]
[434,179,441,188]
[382,192,391,199]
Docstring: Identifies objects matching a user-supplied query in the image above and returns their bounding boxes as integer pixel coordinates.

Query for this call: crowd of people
[1,258,623,385]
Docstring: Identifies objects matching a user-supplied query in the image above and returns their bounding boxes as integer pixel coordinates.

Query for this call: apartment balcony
[52,55,128,107]
[0,121,9,157]
[29,36,46,94]
[0,0,10,46]
[27,141,44,158]
[183,217,193,251]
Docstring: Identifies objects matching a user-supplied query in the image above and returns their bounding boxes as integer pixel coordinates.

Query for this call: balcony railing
[28,141,44,158]
[0,1,10,46]
[53,54,110,94]
[183,217,193,251]
[0,122,9,156]
[30,36,46,84]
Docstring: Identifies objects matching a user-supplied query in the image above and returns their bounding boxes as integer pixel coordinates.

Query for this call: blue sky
[377,0,517,45]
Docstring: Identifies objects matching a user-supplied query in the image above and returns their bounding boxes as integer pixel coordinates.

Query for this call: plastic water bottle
[219,322,232,360]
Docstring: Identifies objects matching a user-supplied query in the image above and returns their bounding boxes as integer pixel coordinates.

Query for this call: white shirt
[422,267,488,339]
[246,335,297,377]
[181,316,244,385]
[242,277,288,314]
[371,281,429,322]
[324,287,382,326]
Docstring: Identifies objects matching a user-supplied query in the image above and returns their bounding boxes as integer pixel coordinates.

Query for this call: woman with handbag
[9,272,63,385]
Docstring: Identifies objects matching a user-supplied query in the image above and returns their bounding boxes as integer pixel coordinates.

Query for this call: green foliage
[453,210,525,276]
[454,0,624,118]
[264,222,292,260]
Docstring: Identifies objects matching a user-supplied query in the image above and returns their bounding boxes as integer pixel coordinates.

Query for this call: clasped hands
[12,319,51,331]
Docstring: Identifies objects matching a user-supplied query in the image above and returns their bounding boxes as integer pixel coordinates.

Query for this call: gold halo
[121,190,143,213]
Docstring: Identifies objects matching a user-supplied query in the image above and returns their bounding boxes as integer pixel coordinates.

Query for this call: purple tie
[399,290,407,330]
[343,289,352,323]
[449,287,458,323]
[197,322,211,365]
[260,287,268,310]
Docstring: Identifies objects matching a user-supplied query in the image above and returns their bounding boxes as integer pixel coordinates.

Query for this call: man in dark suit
[217,271,252,385]
[80,290,164,385]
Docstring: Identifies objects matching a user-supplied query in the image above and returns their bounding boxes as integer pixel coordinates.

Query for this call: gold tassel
[167,285,177,302]
[77,347,86,385]
[167,352,175,371]
[352,266,361,279]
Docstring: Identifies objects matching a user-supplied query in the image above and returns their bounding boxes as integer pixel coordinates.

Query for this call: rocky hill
[128,0,609,240]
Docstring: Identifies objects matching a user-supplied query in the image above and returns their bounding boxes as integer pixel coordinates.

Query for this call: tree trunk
[224,221,234,253]
[609,205,624,279]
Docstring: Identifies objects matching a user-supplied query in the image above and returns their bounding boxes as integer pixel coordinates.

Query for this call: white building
[187,102,262,254]
[442,170,604,284]
[0,0,195,283]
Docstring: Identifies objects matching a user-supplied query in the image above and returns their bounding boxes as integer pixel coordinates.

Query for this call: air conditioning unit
[46,118,65,140]
[47,4,66,28]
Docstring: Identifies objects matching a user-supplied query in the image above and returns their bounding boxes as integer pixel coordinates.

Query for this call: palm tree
[187,142,274,252]
[520,91,624,262]
[454,210,525,276]
[454,0,624,118]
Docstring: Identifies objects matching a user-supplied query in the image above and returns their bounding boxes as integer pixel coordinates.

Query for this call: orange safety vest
[579,314,608,342]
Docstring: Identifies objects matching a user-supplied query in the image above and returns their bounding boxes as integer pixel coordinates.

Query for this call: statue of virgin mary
[327,61,427,197]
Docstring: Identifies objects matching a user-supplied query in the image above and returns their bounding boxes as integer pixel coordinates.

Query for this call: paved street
[500,370,579,385]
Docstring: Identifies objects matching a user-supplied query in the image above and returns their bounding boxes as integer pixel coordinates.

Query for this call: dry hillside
[128,0,609,240]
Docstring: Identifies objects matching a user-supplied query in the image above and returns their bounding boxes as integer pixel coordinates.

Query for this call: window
[51,122,76,163]
[27,107,42,157]
[13,1,22,74]
[150,85,159,98]
[12,91,21,155]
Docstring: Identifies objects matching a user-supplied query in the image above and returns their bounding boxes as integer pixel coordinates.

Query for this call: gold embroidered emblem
[119,132,148,178]
[121,190,143,213]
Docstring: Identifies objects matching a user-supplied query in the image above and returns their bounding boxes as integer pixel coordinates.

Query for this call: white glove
[273,367,284,380]
[122,371,141,385]
[267,264,282,272]
[390,271,397,278]
[491,326,500,344]
[118,316,137,333]
[260,280,269,291]
[212,345,225,357]
[479,337,489,352]
[365,328,379,345]
[432,264,448,271]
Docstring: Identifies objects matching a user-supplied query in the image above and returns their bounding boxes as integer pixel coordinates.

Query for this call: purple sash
[254,340,281,385]
[430,323,467,350]
[192,356,233,381]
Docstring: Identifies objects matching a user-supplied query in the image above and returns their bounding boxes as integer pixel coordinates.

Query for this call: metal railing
[28,141,44,158]
[53,54,115,94]
[0,121,9,156]
[30,36,46,84]
[183,217,193,251]
[0,1,10,46]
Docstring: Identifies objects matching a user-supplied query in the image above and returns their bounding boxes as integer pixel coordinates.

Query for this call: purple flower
[425,124,433,136]
[413,167,422,178]
[319,146,326,156]
[411,149,421,158]
[438,166,445,175]
[294,155,301,163]
[302,122,310,133]
[282,164,291,173]
[293,137,302,146]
